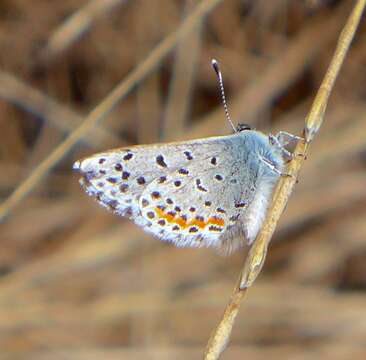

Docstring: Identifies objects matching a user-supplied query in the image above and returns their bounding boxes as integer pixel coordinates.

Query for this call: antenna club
[211,59,221,78]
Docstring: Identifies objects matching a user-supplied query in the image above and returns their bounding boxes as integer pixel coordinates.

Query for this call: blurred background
[0,0,366,359]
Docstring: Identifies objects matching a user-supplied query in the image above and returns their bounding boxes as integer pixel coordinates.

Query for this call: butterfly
[73,60,300,254]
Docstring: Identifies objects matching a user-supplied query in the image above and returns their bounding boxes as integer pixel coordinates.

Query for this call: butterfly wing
[73,135,234,216]
[74,132,282,254]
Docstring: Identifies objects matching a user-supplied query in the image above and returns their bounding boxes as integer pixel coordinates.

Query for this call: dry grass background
[0,0,366,359]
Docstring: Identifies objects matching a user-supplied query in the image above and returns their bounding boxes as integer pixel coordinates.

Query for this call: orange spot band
[155,207,224,229]
[208,216,225,227]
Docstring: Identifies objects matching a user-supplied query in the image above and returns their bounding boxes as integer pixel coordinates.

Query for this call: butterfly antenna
[211,59,236,132]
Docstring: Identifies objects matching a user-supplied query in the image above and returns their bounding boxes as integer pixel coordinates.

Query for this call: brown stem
[203,0,366,359]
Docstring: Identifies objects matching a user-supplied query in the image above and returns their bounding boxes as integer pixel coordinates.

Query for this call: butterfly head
[236,123,254,132]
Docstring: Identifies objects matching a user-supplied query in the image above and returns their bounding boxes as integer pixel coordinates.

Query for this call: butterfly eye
[236,123,252,132]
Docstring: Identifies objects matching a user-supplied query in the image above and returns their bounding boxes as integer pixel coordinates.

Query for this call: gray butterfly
[73,127,299,254]
[73,60,301,254]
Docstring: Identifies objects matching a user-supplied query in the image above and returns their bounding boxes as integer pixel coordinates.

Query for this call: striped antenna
[211,59,236,132]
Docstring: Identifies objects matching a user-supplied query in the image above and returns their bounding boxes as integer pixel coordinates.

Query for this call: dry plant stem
[204,0,366,359]
[163,0,203,139]
[40,0,128,63]
[0,71,120,147]
[305,0,366,141]
[204,281,247,360]
[136,0,162,144]
[0,0,223,222]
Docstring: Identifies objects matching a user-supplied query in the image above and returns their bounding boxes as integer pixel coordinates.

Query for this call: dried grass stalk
[204,0,366,359]
[0,71,120,147]
[40,0,129,63]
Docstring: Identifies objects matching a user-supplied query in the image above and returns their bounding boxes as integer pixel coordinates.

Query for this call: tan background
[1,0,366,359]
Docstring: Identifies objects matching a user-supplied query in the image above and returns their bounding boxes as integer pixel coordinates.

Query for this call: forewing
[74,135,254,252]
[74,136,230,214]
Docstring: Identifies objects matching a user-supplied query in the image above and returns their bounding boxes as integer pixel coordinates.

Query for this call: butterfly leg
[270,132,305,160]
[276,131,305,158]
[258,155,292,178]
[268,134,294,161]
[276,131,303,146]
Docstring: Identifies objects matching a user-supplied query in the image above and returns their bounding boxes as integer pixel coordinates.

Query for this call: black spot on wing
[151,191,161,199]
[115,163,123,171]
[178,168,189,175]
[141,198,149,207]
[123,153,133,161]
[120,184,129,193]
[195,179,207,192]
[184,151,193,160]
[156,155,167,168]
[235,201,247,208]
[122,171,130,180]
[107,177,118,184]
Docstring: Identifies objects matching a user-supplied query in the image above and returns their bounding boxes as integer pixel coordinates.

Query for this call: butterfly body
[74,129,287,254]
